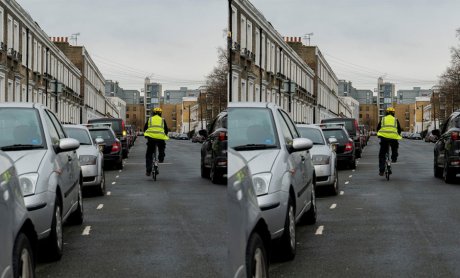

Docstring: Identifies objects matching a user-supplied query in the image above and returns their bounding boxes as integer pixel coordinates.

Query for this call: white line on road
[82,226,91,236]
[315,225,324,235]
[96,204,104,210]
[112,182,116,185]
[119,170,122,173]
[116,175,119,178]
[106,191,111,196]
[349,175,353,178]
[340,191,344,195]
[330,204,337,209]
[352,170,355,172]
[345,181,349,185]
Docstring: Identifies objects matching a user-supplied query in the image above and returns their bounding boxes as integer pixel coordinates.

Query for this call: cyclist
[377,107,402,176]
[144,107,169,176]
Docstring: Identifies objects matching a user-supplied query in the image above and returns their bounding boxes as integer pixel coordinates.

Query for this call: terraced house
[229,0,352,123]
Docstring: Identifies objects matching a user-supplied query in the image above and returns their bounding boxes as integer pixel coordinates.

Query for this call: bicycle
[384,149,392,180]
[152,146,159,181]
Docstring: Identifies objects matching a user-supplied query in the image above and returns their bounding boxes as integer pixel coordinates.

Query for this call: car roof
[63,124,88,130]
[296,124,322,131]
[0,102,45,109]
[228,102,278,109]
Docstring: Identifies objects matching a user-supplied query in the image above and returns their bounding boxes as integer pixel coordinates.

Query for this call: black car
[88,126,123,170]
[433,110,460,183]
[321,118,362,158]
[88,118,129,158]
[200,111,227,184]
[321,125,356,169]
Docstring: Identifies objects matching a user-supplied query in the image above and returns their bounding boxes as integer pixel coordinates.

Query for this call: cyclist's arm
[144,119,149,132]
[396,119,402,134]
[376,120,382,131]
[163,119,169,135]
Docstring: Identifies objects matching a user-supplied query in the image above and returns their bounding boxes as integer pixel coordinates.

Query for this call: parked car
[0,103,83,260]
[321,123,357,169]
[64,124,106,195]
[0,150,37,278]
[297,124,339,195]
[177,133,189,140]
[425,131,438,143]
[433,110,460,183]
[321,118,362,158]
[409,133,422,140]
[229,102,316,261]
[200,110,228,184]
[192,134,205,143]
[87,124,124,170]
[228,148,270,278]
[87,118,129,158]
[358,124,368,147]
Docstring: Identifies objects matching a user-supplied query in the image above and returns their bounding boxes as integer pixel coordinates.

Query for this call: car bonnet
[6,150,47,174]
[238,149,280,175]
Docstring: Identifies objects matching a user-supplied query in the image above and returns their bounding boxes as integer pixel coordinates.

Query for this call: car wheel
[210,162,222,184]
[443,159,456,184]
[246,232,269,278]
[201,159,210,178]
[13,233,35,278]
[356,149,361,159]
[97,168,106,196]
[302,184,317,225]
[69,181,84,225]
[47,197,63,260]
[330,168,339,196]
[434,155,442,178]
[279,196,296,261]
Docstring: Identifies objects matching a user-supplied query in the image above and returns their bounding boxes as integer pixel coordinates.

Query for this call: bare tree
[439,28,460,113]
[204,47,228,122]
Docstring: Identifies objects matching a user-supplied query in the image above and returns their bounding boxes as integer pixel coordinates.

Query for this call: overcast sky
[18,0,460,93]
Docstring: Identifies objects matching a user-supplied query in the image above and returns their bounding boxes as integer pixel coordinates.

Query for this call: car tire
[47,197,63,261]
[246,232,269,278]
[69,181,84,225]
[434,156,442,178]
[330,168,339,196]
[13,233,35,278]
[201,159,210,178]
[356,149,361,159]
[443,159,456,184]
[97,168,106,196]
[210,162,222,184]
[279,196,296,261]
[302,184,317,225]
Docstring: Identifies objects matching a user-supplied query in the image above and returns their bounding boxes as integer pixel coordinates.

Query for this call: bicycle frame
[152,145,159,181]
[384,149,392,180]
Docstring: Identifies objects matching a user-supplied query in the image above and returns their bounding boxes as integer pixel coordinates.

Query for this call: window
[248,81,254,102]
[266,39,271,71]
[0,7,4,44]
[0,74,5,102]
[13,20,18,51]
[247,20,252,52]
[21,30,26,64]
[240,15,246,50]
[7,80,12,102]
[7,15,13,50]
[261,33,266,70]
[27,34,32,68]
[255,29,260,66]
[241,80,247,102]
[231,6,237,42]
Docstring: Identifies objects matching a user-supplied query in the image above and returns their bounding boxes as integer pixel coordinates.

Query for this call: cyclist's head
[386,107,395,116]
[152,107,162,116]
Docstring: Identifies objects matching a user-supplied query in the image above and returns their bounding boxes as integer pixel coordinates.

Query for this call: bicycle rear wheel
[385,166,390,180]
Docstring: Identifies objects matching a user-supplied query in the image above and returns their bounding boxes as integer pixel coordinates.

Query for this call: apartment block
[377,77,395,118]
[397,87,432,104]
[144,78,162,118]
[126,104,145,131]
[359,104,379,131]
[164,87,200,104]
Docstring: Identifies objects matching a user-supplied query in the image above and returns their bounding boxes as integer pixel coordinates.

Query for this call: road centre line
[330,204,337,209]
[82,226,91,236]
[315,226,324,235]
[96,204,104,210]
[119,170,122,173]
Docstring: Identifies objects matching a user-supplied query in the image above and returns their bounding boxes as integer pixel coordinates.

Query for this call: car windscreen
[89,129,115,142]
[0,107,45,150]
[228,107,279,150]
[297,127,325,145]
[322,129,350,144]
[65,127,93,145]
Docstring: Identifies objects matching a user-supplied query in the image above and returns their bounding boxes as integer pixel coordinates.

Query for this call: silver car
[229,102,316,261]
[297,124,339,195]
[0,151,37,278]
[0,103,83,261]
[228,148,270,278]
[64,125,106,196]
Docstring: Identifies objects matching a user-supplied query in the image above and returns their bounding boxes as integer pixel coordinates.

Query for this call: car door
[276,109,309,216]
[435,115,453,167]
[44,110,79,216]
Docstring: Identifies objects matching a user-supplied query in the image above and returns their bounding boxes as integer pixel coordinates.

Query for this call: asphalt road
[36,137,227,278]
[270,136,460,277]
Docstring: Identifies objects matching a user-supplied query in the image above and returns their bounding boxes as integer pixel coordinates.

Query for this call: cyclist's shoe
[379,172,384,176]
[391,159,397,163]
[146,171,151,176]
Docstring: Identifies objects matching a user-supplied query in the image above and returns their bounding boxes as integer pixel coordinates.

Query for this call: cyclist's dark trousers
[146,137,166,172]
[379,137,398,172]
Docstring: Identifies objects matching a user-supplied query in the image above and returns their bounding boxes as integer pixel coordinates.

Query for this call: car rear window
[322,118,356,136]
[89,129,115,141]
[65,127,93,145]
[297,127,325,145]
[88,119,122,134]
[322,129,349,144]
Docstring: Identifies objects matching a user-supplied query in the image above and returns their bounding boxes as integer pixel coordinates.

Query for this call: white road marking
[345,181,349,185]
[340,191,344,195]
[352,170,355,172]
[116,175,119,178]
[82,226,91,236]
[349,175,353,178]
[106,191,111,196]
[112,182,116,185]
[96,204,104,210]
[315,225,324,235]
[355,208,363,210]
[119,170,122,173]
[330,204,337,209]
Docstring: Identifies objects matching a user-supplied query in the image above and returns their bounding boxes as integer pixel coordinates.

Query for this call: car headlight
[312,155,330,165]
[79,155,97,165]
[18,173,39,197]
[252,173,272,196]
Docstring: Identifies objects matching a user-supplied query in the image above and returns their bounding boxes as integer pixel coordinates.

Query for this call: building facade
[144,78,162,118]
[164,87,200,104]
[359,104,379,131]
[397,87,432,104]
[106,96,126,121]
[126,104,145,131]
[377,77,396,118]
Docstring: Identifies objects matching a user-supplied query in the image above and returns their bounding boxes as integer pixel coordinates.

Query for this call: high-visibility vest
[377,115,402,140]
[144,116,169,140]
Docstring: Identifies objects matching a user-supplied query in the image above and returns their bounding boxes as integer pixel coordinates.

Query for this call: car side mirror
[56,138,80,153]
[289,138,313,153]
